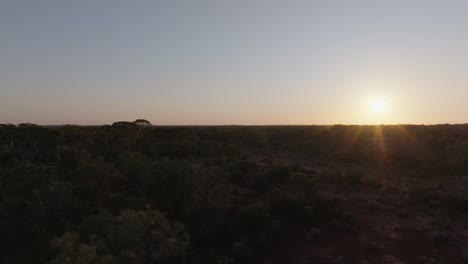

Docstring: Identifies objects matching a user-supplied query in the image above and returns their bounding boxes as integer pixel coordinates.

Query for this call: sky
[1,0,468,125]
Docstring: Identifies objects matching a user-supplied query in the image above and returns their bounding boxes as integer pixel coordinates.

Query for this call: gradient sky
[2,0,468,125]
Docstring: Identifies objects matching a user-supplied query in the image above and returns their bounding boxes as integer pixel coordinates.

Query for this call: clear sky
[2,0,468,125]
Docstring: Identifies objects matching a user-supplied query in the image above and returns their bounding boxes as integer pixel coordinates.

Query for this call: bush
[341,170,364,186]
[361,175,384,189]
[409,187,440,204]
[267,188,331,225]
[288,172,316,195]
[50,209,190,264]
[267,166,293,185]
[445,139,468,174]
[440,195,468,215]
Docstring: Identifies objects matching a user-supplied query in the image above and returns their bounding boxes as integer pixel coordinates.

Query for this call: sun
[368,97,387,113]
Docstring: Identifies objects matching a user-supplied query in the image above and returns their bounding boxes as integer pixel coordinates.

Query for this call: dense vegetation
[1,121,468,263]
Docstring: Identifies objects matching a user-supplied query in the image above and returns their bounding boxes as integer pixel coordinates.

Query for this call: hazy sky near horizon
[2,0,468,125]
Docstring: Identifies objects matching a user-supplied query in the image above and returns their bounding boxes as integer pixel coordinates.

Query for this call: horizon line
[3,122,468,127]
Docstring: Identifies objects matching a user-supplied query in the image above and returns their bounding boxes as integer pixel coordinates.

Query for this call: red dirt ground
[248,151,468,264]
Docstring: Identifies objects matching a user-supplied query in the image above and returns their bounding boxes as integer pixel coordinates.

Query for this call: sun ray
[372,125,388,164]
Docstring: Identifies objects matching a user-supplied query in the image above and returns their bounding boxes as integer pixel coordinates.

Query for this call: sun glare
[368,97,387,113]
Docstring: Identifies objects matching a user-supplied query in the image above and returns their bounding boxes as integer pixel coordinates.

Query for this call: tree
[133,119,152,128]
[0,124,16,151]
[110,122,138,152]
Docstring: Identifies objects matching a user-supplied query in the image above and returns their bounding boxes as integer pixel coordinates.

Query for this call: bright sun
[368,97,387,113]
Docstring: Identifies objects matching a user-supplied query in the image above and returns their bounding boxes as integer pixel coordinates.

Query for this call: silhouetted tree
[133,119,152,128]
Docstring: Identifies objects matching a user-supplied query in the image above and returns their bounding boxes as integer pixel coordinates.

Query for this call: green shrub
[50,209,190,264]
[361,175,384,189]
[409,187,440,203]
[288,172,316,194]
[441,195,468,215]
[267,188,329,225]
[267,166,293,185]
[342,170,364,186]
[445,140,468,172]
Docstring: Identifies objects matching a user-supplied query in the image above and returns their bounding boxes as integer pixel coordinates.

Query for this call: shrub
[342,170,364,186]
[267,166,293,185]
[409,187,440,204]
[306,228,321,243]
[289,172,316,194]
[440,194,468,215]
[267,188,330,225]
[445,139,468,174]
[50,209,190,264]
[265,219,286,238]
[361,175,384,189]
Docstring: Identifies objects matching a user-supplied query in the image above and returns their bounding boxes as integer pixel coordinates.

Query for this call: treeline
[3,122,467,172]
[1,121,468,263]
